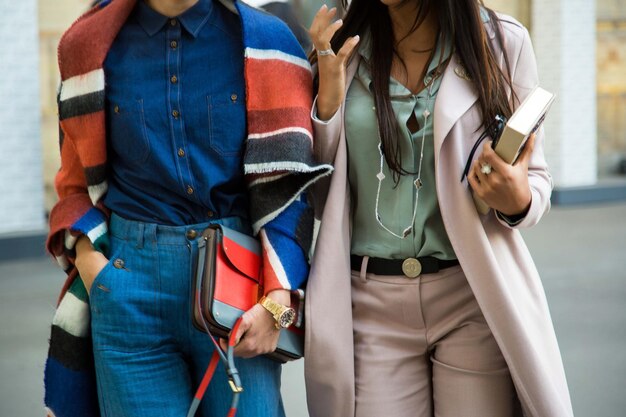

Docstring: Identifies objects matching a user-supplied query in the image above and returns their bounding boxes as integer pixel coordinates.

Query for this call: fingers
[480,141,508,172]
[471,160,489,191]
[230,305,280,358]
[219,338,228,352]
[234,316,251,346]
[336,35,360,64]
[310,4,359,63]
[515,133,536,167]
[318,19,343,51]
[310,5,338,50]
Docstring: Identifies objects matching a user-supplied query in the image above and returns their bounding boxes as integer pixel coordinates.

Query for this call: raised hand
[309,4,360,121]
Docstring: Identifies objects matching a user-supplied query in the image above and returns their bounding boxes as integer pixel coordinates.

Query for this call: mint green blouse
[345,35,456,260]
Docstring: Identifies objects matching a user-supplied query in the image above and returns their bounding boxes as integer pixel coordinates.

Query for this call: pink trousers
[351,261,517,417]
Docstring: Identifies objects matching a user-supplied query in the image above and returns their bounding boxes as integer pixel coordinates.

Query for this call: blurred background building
[2,0,625,246]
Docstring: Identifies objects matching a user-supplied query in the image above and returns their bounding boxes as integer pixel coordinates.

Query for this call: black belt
[351,255,460,278]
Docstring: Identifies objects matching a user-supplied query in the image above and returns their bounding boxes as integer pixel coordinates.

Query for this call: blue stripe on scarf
[45,357,100,417]
[236,1,306,59]
[263,198,310,289]
[71,207,106,235]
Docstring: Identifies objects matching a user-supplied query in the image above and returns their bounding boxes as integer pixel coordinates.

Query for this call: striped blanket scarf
[44,1,331,415]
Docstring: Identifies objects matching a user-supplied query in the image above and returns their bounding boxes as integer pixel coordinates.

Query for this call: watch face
[278,308,296,328]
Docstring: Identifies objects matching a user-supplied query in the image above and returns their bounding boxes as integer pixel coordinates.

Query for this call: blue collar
[136,0,214,38]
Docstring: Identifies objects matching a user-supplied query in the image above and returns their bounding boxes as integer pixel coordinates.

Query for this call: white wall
[532,0,598,187]
[0,0,46,234]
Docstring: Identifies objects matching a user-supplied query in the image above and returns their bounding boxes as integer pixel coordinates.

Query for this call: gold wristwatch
[259,296,296,329]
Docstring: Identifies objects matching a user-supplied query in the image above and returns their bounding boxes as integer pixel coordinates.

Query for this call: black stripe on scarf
[295,203,314,256]
[244,133,319,166]
[48,325,94,372]
[59,90,105,121]
[248,172,327,233]
[84,164,107,187]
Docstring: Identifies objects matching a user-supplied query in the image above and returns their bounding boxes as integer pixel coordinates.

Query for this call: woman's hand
[219,289,291,358]
[309,4,360,121]
[74,235,109,295]
[468,134,536,217]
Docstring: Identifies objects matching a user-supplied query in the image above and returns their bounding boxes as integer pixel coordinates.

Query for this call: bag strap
[460,114,506,182]
[187,252,245,417]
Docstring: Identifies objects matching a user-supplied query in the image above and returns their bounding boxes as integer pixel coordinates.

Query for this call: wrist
[74,236,100,268]
[316,84,341,121]
[259,293,296,329]
[265,289,291,307]
[316,100,340,121]
[501,192,531,217]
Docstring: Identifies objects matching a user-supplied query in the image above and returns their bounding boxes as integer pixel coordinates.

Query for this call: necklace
[374,78,436,239]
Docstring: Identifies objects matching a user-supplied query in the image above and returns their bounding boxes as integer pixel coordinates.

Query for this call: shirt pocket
[207,93,246,157]
[108,98,151,163]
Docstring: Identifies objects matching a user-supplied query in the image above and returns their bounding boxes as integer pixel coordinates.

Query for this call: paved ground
[1,203,625,417]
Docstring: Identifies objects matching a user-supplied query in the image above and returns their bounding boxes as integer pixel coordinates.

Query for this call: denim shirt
[104,0,248,225]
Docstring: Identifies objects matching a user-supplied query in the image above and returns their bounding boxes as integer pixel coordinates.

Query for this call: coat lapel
[433,54,479,163]
[433,11,499,160]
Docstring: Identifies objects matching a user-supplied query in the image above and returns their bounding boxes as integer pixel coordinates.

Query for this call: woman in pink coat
[304,1,574,416]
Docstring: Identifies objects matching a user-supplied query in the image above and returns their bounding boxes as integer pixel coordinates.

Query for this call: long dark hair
[311,0,516,181]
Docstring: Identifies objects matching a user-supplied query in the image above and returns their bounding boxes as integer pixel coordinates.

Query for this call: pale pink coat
[304,15,574,417]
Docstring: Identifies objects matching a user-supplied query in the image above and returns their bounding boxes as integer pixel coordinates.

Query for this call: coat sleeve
[496,25,553,229]
[311,95,343,165]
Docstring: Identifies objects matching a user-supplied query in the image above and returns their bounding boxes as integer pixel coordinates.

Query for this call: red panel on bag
[221,236,261,280]
[213,239,260,311]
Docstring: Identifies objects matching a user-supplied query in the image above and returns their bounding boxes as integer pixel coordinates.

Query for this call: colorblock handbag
[192,224,305,362]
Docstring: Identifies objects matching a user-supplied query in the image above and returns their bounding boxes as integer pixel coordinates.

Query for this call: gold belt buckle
[402,258,422,278]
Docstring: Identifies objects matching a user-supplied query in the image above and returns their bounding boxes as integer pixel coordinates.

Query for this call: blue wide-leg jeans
[90,213,285,417]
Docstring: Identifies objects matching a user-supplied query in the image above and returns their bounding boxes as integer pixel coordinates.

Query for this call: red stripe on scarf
[247,107,311,136]
[260,240,286,293]
[47,194,94,257]
[244,59,312,112]
[61,112,107,169]
[58,0,137,79]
